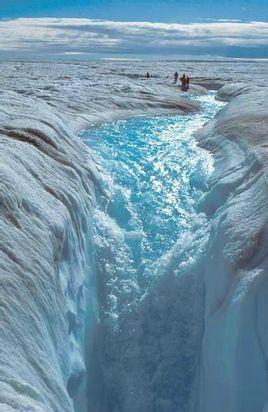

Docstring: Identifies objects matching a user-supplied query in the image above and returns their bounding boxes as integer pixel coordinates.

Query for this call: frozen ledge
[195,83,268,412]
[216,82,265,102]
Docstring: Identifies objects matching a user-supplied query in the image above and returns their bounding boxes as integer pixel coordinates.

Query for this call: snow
[0,59,267,411]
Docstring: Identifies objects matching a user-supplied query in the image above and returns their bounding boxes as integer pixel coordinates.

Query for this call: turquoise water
[84,94,222,278]
[83,94,223,412]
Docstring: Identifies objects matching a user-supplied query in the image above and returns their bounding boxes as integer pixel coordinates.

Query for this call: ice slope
[0,91,104,411]
[196,83,268,412]
[0,68,203,412]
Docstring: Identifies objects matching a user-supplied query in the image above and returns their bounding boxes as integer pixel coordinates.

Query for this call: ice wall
[0,91,102,411]
[196,84,268,412]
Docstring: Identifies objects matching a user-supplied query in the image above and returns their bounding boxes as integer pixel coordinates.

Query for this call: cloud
[0,17,267,56]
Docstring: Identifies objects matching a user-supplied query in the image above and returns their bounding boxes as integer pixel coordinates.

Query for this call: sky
[0,0,267,58]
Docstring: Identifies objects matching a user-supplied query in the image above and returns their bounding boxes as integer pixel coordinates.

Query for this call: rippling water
[83,93,224,412]
[85,94,222,273]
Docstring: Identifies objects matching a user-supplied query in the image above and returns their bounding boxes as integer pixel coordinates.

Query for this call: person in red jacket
[180,73,188,91]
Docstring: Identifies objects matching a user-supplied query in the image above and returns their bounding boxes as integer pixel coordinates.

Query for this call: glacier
[0,60,267,412]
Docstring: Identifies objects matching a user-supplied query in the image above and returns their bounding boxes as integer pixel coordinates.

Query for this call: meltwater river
[82,94,223,412]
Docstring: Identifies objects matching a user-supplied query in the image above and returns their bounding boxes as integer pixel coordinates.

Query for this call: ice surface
[0,60,267,411]
[196,83,268,412]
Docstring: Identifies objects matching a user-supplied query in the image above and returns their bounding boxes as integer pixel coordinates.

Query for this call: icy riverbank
[0,92,101,411]
[196,83,268,412]
[0,60,267,412]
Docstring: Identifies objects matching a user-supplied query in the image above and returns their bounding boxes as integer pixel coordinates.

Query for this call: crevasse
[81,94,224,412]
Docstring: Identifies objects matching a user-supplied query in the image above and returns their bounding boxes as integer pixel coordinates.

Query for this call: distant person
[186,76,190,91]
[146,72,150,79]
[174,71,178,84]
[180,73,188,92]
